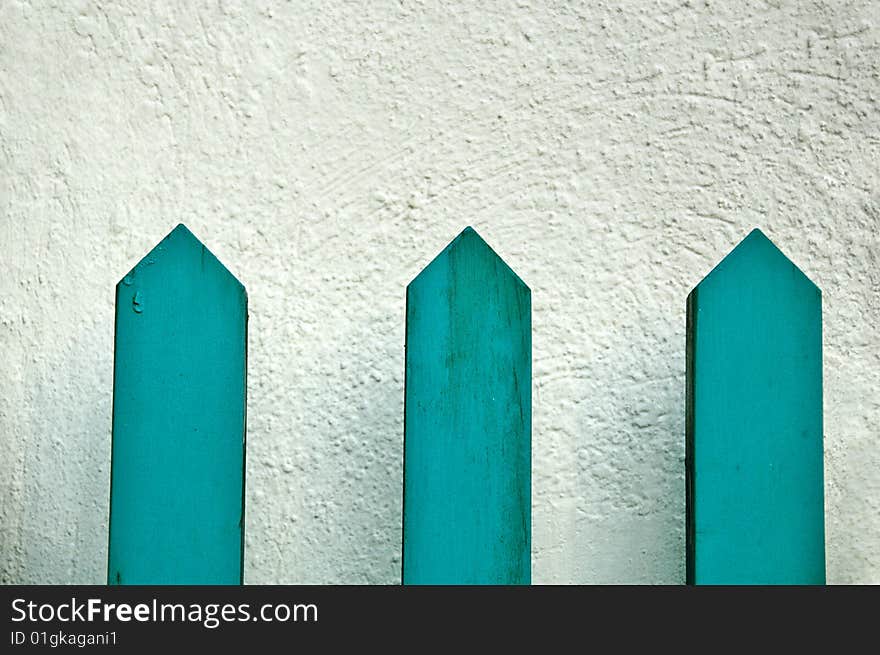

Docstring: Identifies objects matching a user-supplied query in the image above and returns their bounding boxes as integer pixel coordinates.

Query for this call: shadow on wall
[325,326,403,584]
[533,291,686,584]
[574,353,685,585]
[243,302,404,584]
[12,315,111,583]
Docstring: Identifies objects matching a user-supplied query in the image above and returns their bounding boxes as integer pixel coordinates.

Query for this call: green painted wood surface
[107,224,247,585]
[686,228,824,585]
[403,227,531,585]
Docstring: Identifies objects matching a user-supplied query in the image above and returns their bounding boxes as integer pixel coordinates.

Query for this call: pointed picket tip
[116,223,246,297]
[403,223,531,584]
[686,225,824,584]
[690,228,820,300]
[408,226,530,293]
[109,220,247,584]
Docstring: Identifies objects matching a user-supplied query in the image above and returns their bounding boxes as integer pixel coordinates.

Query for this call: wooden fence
[107,224,823,585]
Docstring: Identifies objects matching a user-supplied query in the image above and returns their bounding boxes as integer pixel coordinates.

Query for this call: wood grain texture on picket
[403,227,531,585]
[686,228,824,585]
[107,224,247,585]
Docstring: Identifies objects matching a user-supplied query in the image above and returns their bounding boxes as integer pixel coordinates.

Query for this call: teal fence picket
[107,224,247,585]
[686,228,824,584]
[402,227,531,585]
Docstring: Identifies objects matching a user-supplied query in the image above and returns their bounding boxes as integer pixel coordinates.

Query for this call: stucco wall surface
[1,0,878,583]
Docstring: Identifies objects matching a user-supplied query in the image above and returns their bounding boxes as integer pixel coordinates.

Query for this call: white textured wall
[2,1,878,584]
